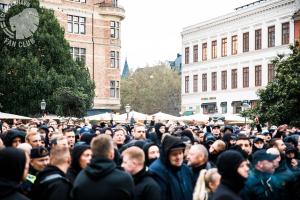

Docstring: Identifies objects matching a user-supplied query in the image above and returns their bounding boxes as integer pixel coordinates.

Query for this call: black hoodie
[31,165,72,200]
[3,130,26,147]
[71,156,134,200]
[0,147,29,200]
[213,150,246,200]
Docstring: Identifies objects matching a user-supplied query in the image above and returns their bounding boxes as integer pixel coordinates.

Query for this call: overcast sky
[119,0,256,71]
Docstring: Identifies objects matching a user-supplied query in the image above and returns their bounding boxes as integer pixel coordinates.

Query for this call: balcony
[96,3,125,20]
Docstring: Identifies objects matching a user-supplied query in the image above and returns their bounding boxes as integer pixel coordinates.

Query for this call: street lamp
[40,99,46,116]
[241,102,250,127]
[125,104,131,121]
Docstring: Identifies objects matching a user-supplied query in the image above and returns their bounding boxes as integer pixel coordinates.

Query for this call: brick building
[0,0,125,114]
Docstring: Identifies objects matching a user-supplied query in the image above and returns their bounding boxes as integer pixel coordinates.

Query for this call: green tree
[254,43,300,126]
[0,0,95,117]
[121,64,181,115]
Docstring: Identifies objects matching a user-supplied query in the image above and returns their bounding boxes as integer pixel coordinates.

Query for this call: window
[231,35,238,55]
[221,102,227,114]
[221,38,227,57]
[185,47,189,64]
[202,73,207,92]
[193,75,198,92]
[67,15,86,34]
[255,65,262,86]
[221,71,227,90]
[211,72,217,91]
[211,40,217,59]
[193,45,198,63]
[282,22,290,45]
[112,0,118,7]
[110,51,120,68]
[231,69,237,89]
[268,26,275,47]
[255,29,262,50]
[110,21,120,39]
[202,104,216,114]
[185,76,189,93]
[243,67,249,88]
[243,32,249,52]
[268,64,275,83]
[202,43,207,61]
[0,3,8,11]
[110,81,120,98]
[70,47,86,64]
[70,0,86,3]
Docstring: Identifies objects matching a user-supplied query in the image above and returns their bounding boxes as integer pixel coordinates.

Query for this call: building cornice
[182,0,295,36]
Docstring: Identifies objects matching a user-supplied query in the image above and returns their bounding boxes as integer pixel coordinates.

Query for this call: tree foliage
[254,43,300,126]
[121,64,181,115]
[0,0,95,117]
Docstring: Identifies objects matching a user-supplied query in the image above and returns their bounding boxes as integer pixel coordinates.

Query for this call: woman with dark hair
[0,147,30,200]
[66,144,92,183]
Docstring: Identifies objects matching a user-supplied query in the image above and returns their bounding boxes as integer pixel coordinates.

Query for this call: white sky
[119,0,256,71]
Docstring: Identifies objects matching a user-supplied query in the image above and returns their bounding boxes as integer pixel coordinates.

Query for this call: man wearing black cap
[212,125,221,139]
[149,135,193,200]
[240,149,278,200]
[21,147,50,196]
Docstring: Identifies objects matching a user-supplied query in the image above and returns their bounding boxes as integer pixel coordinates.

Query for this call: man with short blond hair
[26,131,42,148]
[122,146,161,200]
[72,135,134,200]
[31,146,72,200]
[133,123,146,140]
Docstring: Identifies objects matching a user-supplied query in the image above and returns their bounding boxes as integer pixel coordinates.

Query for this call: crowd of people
[0,117,300,200]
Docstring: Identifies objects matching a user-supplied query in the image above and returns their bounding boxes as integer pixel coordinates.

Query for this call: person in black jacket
[0,147,30,200]
[213,150,249,200]
[122,146,161,200]
[31,146,72,200]
[71,134,134,200]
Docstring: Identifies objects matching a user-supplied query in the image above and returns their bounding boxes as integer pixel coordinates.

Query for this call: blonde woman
[193,168,221,200]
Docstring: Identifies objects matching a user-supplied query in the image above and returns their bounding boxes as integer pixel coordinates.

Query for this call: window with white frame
[67,15,86,34]
[110,81,120,98]
[70,0,86,3]
[110,21,120,39]
[0,3,9,12]
[110,51,120,68]
[70,47,86,64]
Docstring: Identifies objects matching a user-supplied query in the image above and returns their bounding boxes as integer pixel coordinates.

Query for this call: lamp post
[125,104,131,121]
[40,99,46,117]
[241,102,250,127]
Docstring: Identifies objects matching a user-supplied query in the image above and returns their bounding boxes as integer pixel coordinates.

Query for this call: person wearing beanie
[66,144,92,183]
[0,147,30,200]
[20,146,50,197]
[213,150,249,200]
[149,135,193,200]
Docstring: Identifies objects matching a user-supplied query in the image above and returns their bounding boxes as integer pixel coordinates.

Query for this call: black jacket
[132,167,161,200]
[213,183,242,200]
[0,178,29,200]
[71,157,134,200]
[31,165,72,200]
